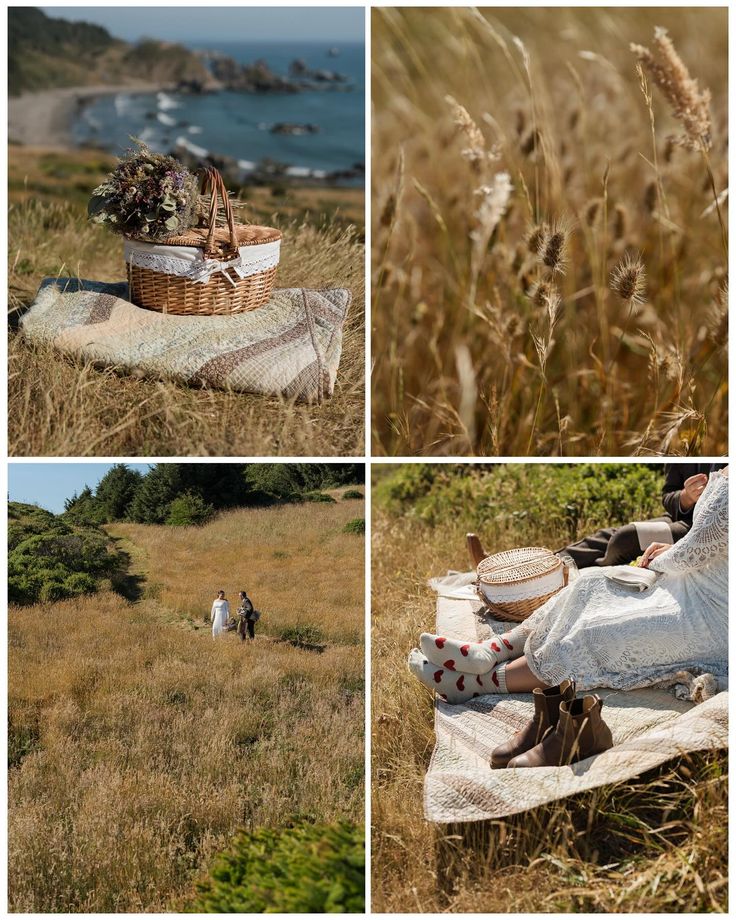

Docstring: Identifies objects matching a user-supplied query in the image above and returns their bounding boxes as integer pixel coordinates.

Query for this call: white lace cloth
[124,238,281,285]
[479,566,564,603]
[518,470,728,691]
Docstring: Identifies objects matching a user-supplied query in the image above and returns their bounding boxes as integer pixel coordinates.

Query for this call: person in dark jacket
[559,463,727,568]
[237,590,257,641]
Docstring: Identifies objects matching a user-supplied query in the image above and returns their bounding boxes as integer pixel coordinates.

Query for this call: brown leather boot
[507,694,613,768]
[490,679,576,769]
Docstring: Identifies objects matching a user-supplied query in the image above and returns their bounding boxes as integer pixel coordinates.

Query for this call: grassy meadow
[372,8,727,456]
[8,493,365,912]
[8,146,365,457]
[371,464,727,912]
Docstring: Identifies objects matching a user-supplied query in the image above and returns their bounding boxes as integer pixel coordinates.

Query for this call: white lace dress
[211,599,230,638]
[517,470,728,691]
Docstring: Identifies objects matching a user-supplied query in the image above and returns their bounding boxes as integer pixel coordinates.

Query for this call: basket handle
[466,533,487,568]
[201,166,238,258]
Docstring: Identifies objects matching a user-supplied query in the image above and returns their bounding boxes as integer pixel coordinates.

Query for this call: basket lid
[163,224,281,252]
[478,547,561,586]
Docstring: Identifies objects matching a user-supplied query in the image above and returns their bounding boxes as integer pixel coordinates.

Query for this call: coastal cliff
[10,8,350,97]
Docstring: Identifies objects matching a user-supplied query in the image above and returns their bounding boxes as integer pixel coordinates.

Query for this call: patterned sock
[407,649,509,703]
[419,631,521,675]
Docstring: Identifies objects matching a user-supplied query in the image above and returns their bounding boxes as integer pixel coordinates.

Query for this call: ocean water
[71,40,364,183]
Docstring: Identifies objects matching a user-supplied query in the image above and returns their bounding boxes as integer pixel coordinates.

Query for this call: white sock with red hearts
[419,630,522,675]
[407,648,509,703]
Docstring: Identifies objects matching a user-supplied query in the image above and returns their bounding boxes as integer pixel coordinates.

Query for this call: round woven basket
[477,547,568,622]
[125,167,281,315]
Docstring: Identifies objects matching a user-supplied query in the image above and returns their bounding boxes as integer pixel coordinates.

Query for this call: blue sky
[41,7,364,43]
[8,463,153,513]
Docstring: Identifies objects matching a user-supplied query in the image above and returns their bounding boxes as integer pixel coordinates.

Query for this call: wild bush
[303,491,337,503]
[343,518,365,535]
[166,492,215,527]
[8,502,118,604]
[191,820,365,913]
[280,624,326,649]
[375,463,664,540]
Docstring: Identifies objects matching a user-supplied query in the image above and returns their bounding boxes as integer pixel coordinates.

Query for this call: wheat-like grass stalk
[630,27,712,151]
[631,28,726,257]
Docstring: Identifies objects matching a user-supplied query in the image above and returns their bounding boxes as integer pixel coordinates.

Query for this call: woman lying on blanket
[408,467,728,764]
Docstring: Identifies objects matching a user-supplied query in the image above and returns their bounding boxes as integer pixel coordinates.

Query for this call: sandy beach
[8,83,165,149]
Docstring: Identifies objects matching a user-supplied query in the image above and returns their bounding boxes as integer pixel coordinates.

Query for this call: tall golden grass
[371,8,727,456]
[8,148,365,457]
[9,498,364,912]
[371,487,727,912]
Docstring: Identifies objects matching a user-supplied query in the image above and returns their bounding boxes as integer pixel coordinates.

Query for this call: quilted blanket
[423,575,728,823]
[20,278,351,403]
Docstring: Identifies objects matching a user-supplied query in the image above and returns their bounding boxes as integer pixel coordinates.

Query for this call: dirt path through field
[107,527,277,644]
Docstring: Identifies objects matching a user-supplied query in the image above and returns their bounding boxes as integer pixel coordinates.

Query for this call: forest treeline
[64,463,363,526]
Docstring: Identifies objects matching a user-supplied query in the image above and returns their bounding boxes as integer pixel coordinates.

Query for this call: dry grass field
[8,496,364,912]
[372,8,727,456]
[8,147,365,457]
[371,466,727,912]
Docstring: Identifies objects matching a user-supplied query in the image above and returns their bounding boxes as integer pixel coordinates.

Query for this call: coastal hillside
[8,495,365,911]
[9,8,211,95]
[9,8,354,98]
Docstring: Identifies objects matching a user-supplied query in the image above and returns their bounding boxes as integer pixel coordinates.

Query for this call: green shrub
[38,580,68,603]
[62,572,98,596]
[8,501,118,605]
[279,625,326,649]
[342,489,364,500]
[343,518,365,535]
[303,491,337,503]
[166,492,215,526]
[373,463,665,543]
[190,819,364,913]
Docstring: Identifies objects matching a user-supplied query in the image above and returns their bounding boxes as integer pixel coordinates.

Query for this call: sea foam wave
[175,136,209,158]
[157,92,180,111]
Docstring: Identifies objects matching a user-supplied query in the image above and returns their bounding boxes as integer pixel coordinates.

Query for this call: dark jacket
[662,463,727,525]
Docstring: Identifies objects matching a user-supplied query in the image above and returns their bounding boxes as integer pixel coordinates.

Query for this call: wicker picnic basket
[125,167,281,315]
[476,546,568,622]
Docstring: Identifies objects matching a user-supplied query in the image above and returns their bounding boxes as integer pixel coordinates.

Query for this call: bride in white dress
[411,467,728,700]
[211,590,230,639]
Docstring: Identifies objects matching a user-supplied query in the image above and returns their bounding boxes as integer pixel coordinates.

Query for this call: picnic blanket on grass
[20,278,351,403]
[424,574,728,824]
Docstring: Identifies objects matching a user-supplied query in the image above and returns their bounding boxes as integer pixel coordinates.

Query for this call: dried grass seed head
[631,27,712,150]
[526,222,548,255]
[610,251,647,304]
[445,94,499,166]
[471,171,513,241]
[542,221,570,274]
[585,198,601,227]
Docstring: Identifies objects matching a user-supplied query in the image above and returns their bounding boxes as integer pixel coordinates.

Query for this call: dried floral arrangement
[88,143,200,241]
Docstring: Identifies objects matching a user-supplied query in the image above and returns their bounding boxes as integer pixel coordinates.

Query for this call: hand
[679,473,708,510]
[640,542,670,568]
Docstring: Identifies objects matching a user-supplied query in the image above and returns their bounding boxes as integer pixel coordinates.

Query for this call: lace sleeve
[649,476,728,575]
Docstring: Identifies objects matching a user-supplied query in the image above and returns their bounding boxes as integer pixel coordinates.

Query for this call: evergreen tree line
[63,463,364,526]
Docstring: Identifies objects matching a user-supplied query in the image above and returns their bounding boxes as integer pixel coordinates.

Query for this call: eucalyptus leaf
[87,194,111,217]
[165,216,180,230]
